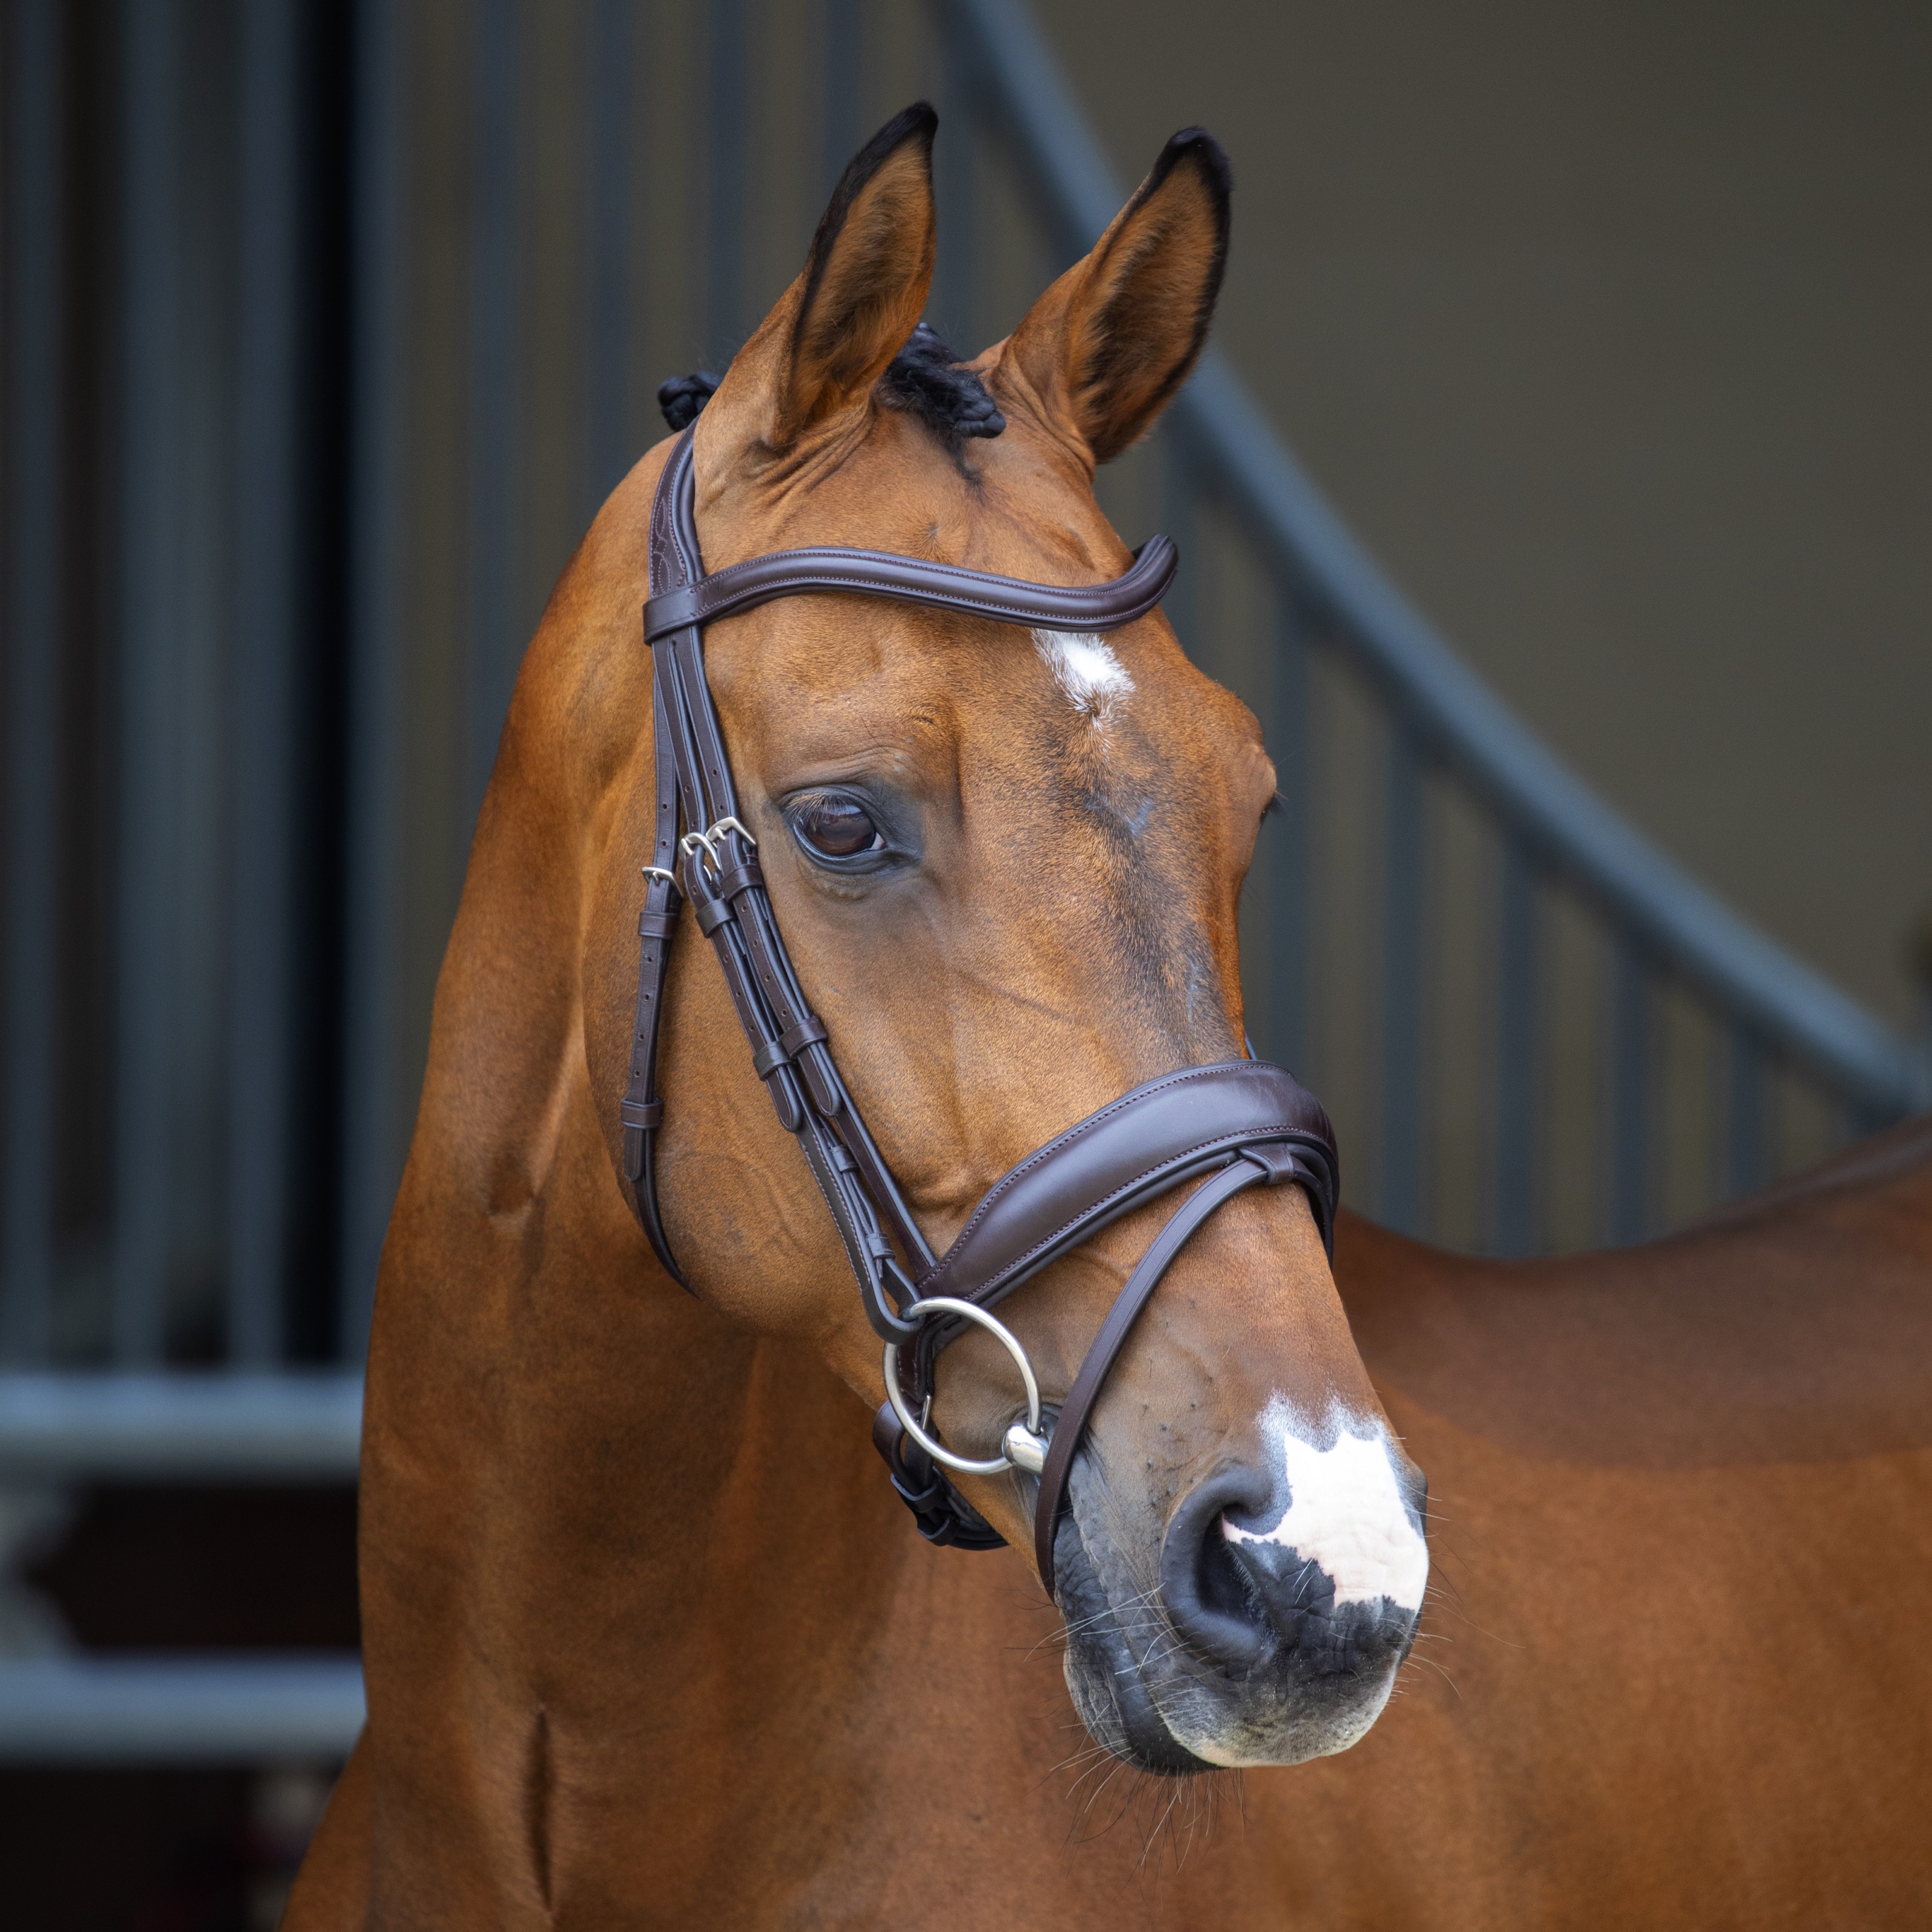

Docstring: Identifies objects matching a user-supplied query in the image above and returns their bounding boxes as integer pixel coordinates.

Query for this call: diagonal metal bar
[945,0,1915,1122]
[1379,717,1425,1233]
[1492,834,1539,1253]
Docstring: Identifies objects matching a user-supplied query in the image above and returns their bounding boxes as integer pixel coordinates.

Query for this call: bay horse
[287,106,1932,1927]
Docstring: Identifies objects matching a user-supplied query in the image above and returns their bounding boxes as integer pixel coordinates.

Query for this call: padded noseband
[622,426,1340,1596]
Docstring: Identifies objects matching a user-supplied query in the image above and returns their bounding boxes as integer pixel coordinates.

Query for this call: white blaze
[1032,628,1134,726]
[1223,1398,1430,1610]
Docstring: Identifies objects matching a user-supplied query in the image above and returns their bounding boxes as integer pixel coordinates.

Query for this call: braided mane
[657,323,1005,450]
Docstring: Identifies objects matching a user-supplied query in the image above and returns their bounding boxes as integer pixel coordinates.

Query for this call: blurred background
[1,0,1927,1921]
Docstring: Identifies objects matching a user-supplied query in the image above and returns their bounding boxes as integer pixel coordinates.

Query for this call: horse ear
[1002,129,1230,466]
[699,103,937,460]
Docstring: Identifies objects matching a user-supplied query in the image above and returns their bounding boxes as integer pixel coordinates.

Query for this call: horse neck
[374,708,903,1668]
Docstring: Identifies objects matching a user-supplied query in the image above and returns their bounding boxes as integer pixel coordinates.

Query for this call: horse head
[580,105,1427,1776]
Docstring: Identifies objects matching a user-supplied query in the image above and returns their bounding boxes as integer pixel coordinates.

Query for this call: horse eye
[793,797,885,862]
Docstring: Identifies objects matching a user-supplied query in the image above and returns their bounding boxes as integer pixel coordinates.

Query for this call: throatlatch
[624,421,1340,1594]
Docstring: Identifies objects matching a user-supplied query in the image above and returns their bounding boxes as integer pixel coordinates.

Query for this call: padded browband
[644,533,1179,643]
[919,1061,1337,1308]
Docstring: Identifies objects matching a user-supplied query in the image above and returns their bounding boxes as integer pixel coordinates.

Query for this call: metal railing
[0,0,1921,1758]
[942,0,1924,1257]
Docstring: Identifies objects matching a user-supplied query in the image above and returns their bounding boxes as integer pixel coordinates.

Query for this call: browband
[644,534,1178,643]
[627,423,1342,1596]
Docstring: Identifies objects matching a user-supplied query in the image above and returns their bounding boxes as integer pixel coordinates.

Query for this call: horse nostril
[1161,1462,1423,1681]
[1160,1467,1279,1673]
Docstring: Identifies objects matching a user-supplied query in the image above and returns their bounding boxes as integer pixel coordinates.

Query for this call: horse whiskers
[1037,1741,1119,1800]
[1401,1648,1462,1698]
[1422,1566,1474,1610]
[1067,1749,1140,1838]
[1034,1584,1173,1672]
[1055,1578,1162,1633]
[1038,1595,1164,1654]
[1025,1611,1172,1668]
[1135,1778,1189,1875]
[1421,1595,1519,1649]
[1063,1747,1133,1807]
[1046,1738,1118,1776]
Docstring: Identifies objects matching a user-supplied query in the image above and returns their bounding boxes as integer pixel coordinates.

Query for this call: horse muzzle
[1054,1409,1428,1774]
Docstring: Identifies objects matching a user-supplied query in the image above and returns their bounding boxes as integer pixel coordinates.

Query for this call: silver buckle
[677,815,758,880]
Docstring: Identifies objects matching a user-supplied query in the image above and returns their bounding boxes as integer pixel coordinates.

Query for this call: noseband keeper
[623,426,1342,1596]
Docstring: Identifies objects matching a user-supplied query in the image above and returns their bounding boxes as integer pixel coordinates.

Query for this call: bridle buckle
[678,815,758,882]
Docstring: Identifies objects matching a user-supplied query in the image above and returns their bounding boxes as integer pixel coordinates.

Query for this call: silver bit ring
[882,1296,1051,1477]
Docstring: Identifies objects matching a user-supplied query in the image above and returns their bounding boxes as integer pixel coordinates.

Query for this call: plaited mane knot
[658,371,720,432]
[877,323,1005,448]
[654,325,1004,448]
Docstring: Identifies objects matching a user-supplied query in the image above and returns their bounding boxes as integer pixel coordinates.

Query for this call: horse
[287,106,1932,1927]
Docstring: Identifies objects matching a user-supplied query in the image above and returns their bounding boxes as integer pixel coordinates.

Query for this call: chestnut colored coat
[288,104,1932,1929]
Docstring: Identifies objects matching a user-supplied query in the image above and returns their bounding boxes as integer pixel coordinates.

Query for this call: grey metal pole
[1159,436,1196,662]
[823,0,865,196]
[933,3,976,351]
[705,0,747,359]
[341,0,408,1364]
[1258,598,1313,1081]
[584,0,636,523]
[1609,936,1651,1244]
[228,0,303,1364]
[115,0,185,1363]
[3,0,63,1364]
[465,0,520,830]
[1724,1022,1766,1201]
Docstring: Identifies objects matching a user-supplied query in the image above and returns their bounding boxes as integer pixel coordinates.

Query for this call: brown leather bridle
[621,426,1339,1595]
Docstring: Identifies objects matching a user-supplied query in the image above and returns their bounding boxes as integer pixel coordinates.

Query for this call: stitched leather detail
[712,858,764,900]
[1032,1156,1267,1587]
[779,1015,828,1055]
[644,534,1177,644]
[918,1061,1337,1307]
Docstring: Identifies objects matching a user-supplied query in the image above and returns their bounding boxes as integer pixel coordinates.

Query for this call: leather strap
[918,1061,1336,1311]
[622,511,696,1284]
[1031,1150,1286,1591]
[640,432,938,1345]
[870,1399,1006,1552]
[645,534,1178,644]
[900,1060,1336,1451]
